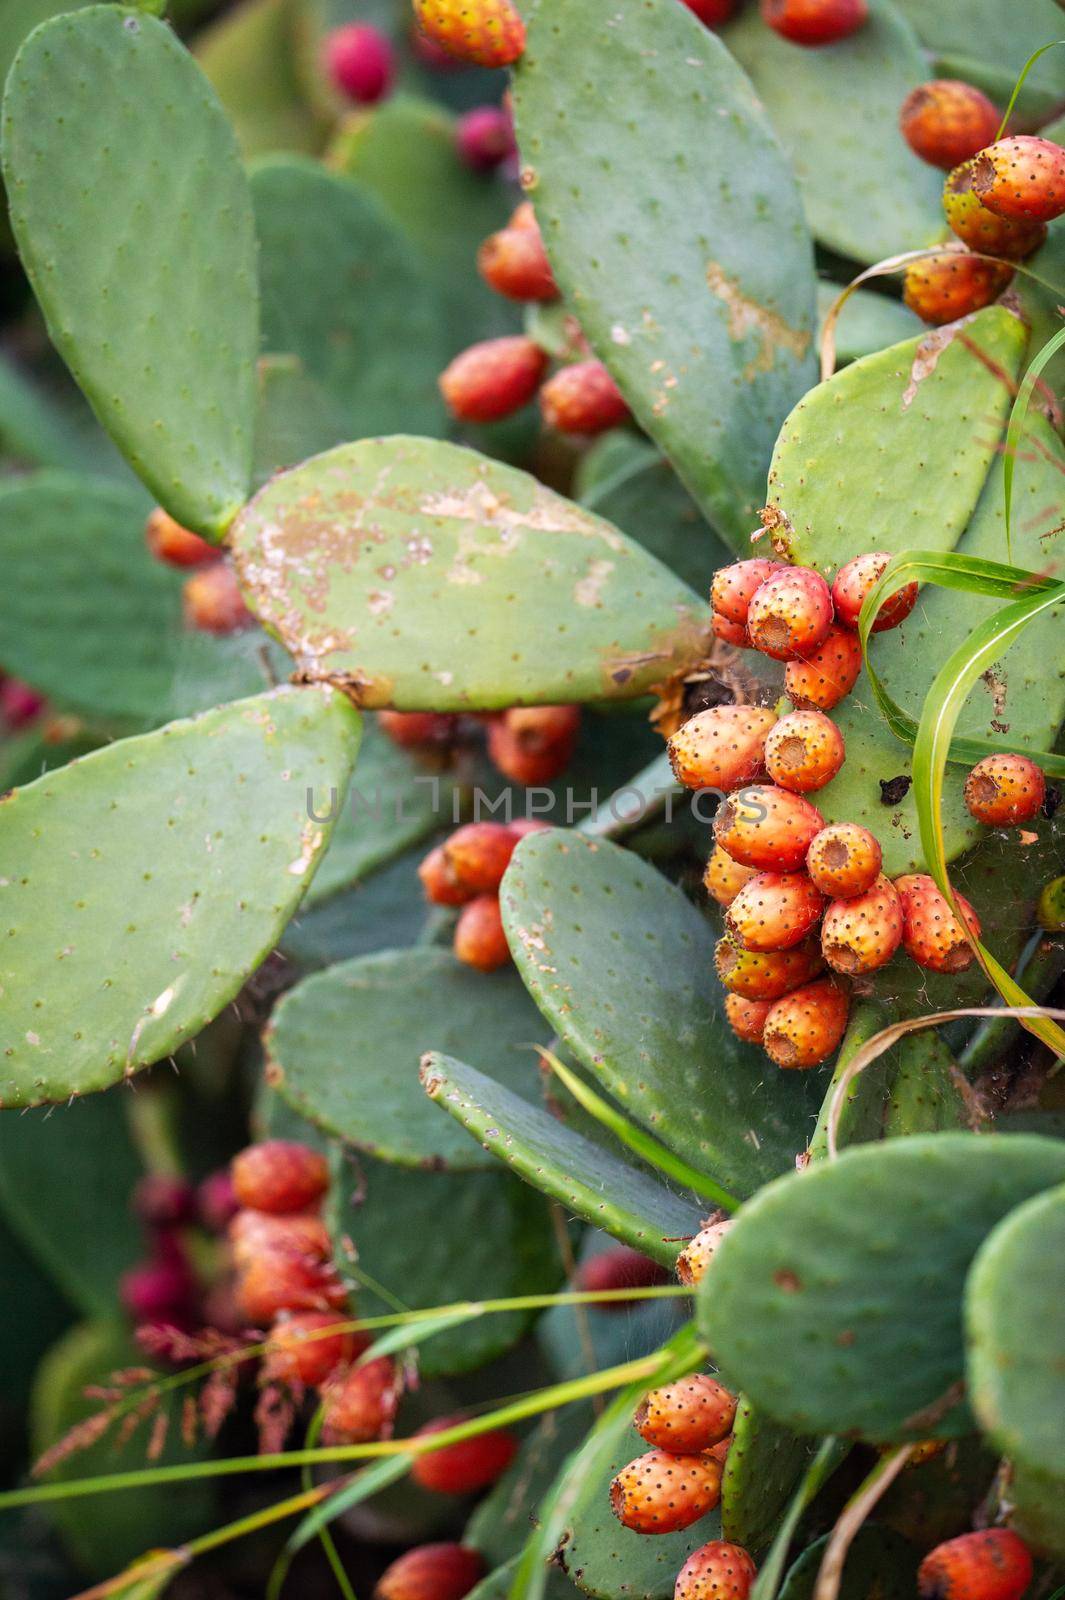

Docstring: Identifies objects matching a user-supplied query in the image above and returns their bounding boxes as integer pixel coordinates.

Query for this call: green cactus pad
[0,685,360,1105]
[806,1004,891,1160]
[229,436,709,710]
[883,1033,969,1137]
[966,1184,1065,1480]
[582,454,733,597]
[250,157,449,440]
[723,2,942,264]
[195,0,324,160]
[252,352,349,488]
[892,0,1065,98]
[513,0,816,550]
[500,830,817,1199]
[720,1401,816,1555]
[778,1526,919,1600]
[2,6,258,537]
[327,1150,559,1376]
[421,1054,705,1263]
[280,847,431,971]
[765,307,1027,573]
[267,949,549,1169]
[1010,1461,1065,1558]
[698,1133,1065,1441]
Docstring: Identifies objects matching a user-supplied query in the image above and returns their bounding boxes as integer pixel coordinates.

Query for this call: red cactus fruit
[725,871,825,953]
[682,0,735,24]
[439,337,548,423]
[917,1529,1033,1600]
[899,81,1000,171]
[896,874,981,973]
[714,785,825,872]
[576,1246,670,1308]
[760,0,867,47]
[418,845,469,907]
[379,709,458,748]
[487,704,580,785]
[321,1356,401,1444]
[784,625,862,711]
[454,894,510,971]
[964,754,1046,827]
[0,677,44,728]
[231,1141,330,1215]
[375,1544,486,1600]
[183,563,253,634]
[714,933,825,1000]
[746,568,834,662]
[457,105,516,172]
[324,24,395,103]
[412,0,526,68]
[943,162,1046,259]
[478,205,557,300]
[675,1220,732,1286]
[821,874,903,975]
[971,135,1065,222]
[711,558,785,626]
[197,1168,239,1234]
[426,821,520,902]
[635,1375,736,1454]
[145,506,217,567]
[712,612,749,647]
[120,1256,198,1323]
[675,1541,758,1600]
[763,710,845,794]
[228,1208,333,1268]
[133,1173,197,1229]
[540,361,629,435]
[266,1311,360,1388]
[236,1250,347,1325]
[806,822,882,899]
[903,251,1013,326]
[610,1449,722,1535]
[667,705,778,792]
[831,552,919,632]
[762,978,850,1069]
[411,1417,518,1493]
[703,845,759,907]
[724,993,773,1044]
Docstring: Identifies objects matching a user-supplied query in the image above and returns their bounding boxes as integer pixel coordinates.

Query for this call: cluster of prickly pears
[420,817,548,970]
[898,83,1065,325]
[146,507,252,635]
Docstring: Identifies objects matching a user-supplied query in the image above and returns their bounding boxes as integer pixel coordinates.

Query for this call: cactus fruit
[896,874,981,973]
[266,1312,359,1388]
[784,625,863,711]
[411,1418,518,1493]
[806,823,882,899]
[674,1542,758,1600]
[971,136,1065,223]
[454,894,511,971]
[942,164,1046,260]
[439,337,548,422]
[831,552,919,632]
[145,507,216,567]
[714,933,825,1000]
[236,1249,347,1325]
[478,205,557,300]
[902,251,1013,326]
[421,823,520,903]
[540,361,630,435]
[228,1209,333,1268]
[634,1375,736,1453]
[724,993,773,1043]
[714,786,825,872]
[322,1356,402,1444]
[725,872,825,952]
[763,709,846,793]
[746,568,834,662]
[761,978,850,1069]
[375,1545,486,1600]
[324,24,396,104]
[963,754,1046,827]
[676,1220,733,1286]
[120,1256,197,1324]
[412,0,526,68]
[182,563,253,634]
[917,1529,1033,1600]
[456,106,517,172]
[609,1449,723,1534]
[682,0,736,24]
[0,677,44,728]
[704,846,760,907]
[710,558,784,629]
[712,613,749,647]
[487,705,580,784]
[759,0,868,48]
[899,81,1001,171]
[667,705,777,792]
[231,1142,330,1215]
[575,1247,669,1307]
[820,874,904,974]
[379,710,458,748]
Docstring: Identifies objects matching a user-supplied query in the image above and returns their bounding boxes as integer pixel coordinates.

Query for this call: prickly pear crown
[0,0,1063,1596]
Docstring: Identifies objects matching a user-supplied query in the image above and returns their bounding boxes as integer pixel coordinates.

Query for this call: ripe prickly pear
[456,105,516,172]
[412,0,526,69]
[725,871,825,952]
[634,1374,736,1453]
[971,135,1065,222]
[831,552,919,632]
[324,24,395,104]
[942,163,1046,259]
[964,754,1046,827]
[746,567,834,662]
[439,337,548,423]
[761,977,850,1069]
[540,361,629,435]
[902,250,1013,326]
[899,81,1000,171]
[667,705,777,792]
[609,1448,722,1534]
[763,709,846,793]
[821,874,903,975]
[917,1529,1033,1600]
[806,822,882,899]
[714,785,825,872]
[760,0,867,48]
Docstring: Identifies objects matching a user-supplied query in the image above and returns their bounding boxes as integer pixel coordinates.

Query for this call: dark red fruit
[831,552,918,632]
[375,1544,486,1600]
[145,507,217,567]
[439,337,548,423]
[197,1169,239,1233]
[971,135,1065,222]
[575,1246,670,1309]
[454,894,510,971]
[540,361,629,435]
[120,1256,197,1323]
[0,677,44,728]
[682,0,735,24]
[478,203,557,300]
[610,1449,722,1534]
[917,1529,1033,1600]
[635,1374,736,1453]
[324,24,395,104]
[411,1417,518,1493]
[228,1208,332,1268]
[760,0,867,47]
[899,81,1000,171]
[321,1356,401,1444]
[133,1173,197,1229]
[266,1311,359,1388]
[237,1250,346,1325]
[456,105,516,172]
[231,1141,330,1215]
